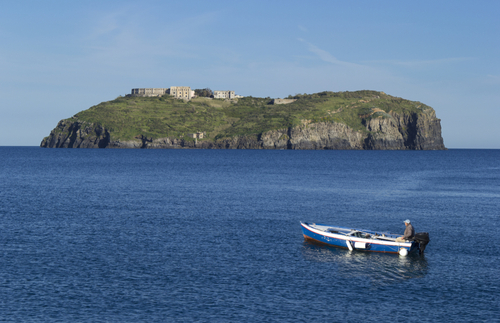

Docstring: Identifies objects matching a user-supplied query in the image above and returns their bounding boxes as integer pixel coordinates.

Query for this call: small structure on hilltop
[272,99,297,105]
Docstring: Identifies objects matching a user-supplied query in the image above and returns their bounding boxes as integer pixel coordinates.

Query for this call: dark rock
[40,119,110,148]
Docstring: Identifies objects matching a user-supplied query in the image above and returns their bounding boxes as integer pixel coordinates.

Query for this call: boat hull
[301,222,419,255]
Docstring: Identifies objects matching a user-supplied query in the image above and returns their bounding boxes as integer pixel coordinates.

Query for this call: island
[40,89,446,150]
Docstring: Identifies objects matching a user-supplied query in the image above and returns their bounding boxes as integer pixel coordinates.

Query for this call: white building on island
[213,90,235,99]
[213,90,243,99]
[131,88,169,97]
[131,87,241,100]
[170,86,194,100]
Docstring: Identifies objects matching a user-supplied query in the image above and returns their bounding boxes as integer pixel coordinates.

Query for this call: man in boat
[396,219,415,242]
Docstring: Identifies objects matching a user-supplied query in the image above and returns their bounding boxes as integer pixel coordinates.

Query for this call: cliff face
[40,119,111,148]
[41,108,445,150]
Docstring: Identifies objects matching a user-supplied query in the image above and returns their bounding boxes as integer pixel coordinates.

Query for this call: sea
[0,147,499,322]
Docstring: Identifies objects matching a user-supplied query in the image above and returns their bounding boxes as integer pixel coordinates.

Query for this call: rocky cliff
[41,107,445,150]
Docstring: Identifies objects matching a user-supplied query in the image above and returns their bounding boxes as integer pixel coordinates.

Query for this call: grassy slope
[73,90,430,142]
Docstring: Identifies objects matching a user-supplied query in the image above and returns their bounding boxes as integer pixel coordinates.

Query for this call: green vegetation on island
[72,90,430,142]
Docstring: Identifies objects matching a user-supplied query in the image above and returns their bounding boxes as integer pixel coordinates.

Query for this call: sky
[1,0,499,148]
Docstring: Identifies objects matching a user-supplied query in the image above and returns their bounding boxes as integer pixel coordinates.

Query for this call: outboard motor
[413,232,430,254]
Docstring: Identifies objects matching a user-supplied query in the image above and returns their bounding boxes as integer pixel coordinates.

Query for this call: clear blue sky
[1,0,499,148]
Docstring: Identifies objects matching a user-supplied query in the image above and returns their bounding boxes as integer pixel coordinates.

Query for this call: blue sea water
[0,147,499,322]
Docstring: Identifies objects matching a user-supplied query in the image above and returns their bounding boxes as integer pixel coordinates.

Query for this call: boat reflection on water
[301,239,428,287]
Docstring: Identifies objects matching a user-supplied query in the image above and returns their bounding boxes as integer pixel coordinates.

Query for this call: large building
[131,88,168,97]
[170,86,194,100]
[131,87,194,99]
[213,90,235,99]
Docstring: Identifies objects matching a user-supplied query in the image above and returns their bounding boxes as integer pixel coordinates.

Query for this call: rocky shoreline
[41,108,445,150]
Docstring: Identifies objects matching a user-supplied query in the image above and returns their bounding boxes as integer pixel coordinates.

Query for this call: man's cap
[404,219,411,224]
